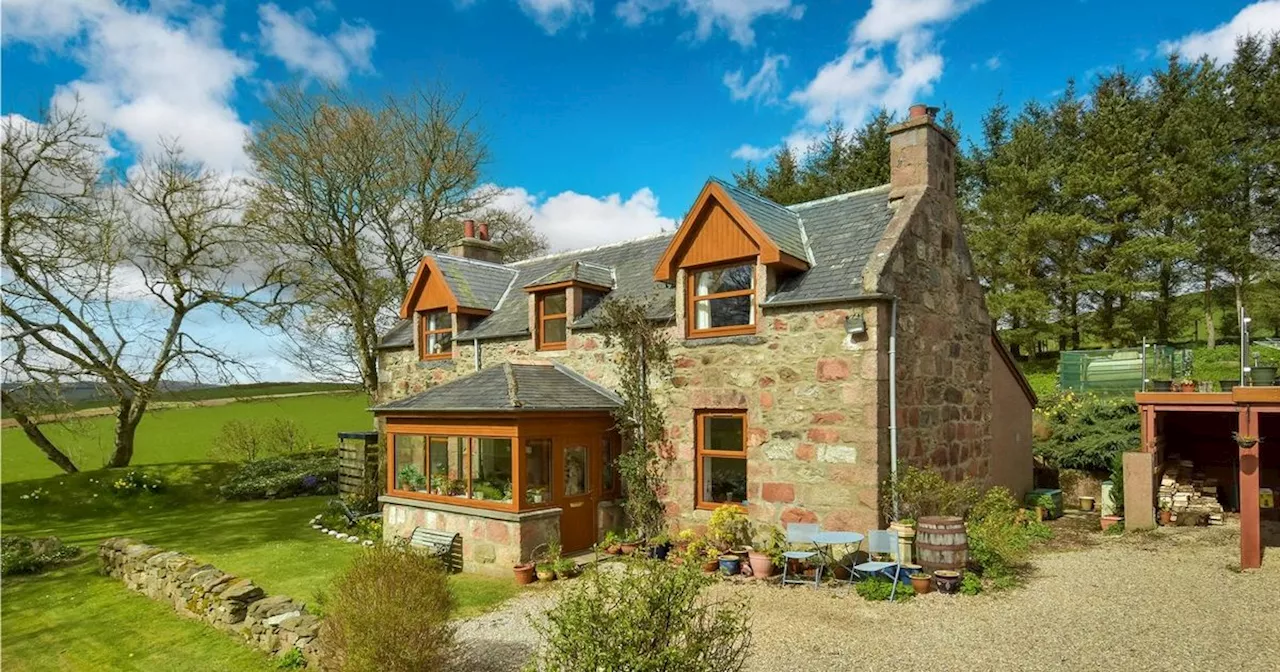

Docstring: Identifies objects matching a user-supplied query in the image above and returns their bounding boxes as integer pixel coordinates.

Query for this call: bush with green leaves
[219,451,339,500]
[965,487,1050,582]
[854,577,911,602]
[214,417,315,463]
[1034,391,1140,471]
[881,464,980,522]
[319,544,457,672]
[959,573,983,596]
[530,559,751,672]
[1,536,81,576]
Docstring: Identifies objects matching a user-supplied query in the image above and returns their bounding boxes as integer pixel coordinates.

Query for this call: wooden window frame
[694,410,748,510]
[419,309,453,361]
[536,291,568,351]
[686,261,757,339]
[387,432,524,513]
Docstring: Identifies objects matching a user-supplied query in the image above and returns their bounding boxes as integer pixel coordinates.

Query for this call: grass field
[1,394,518,671]
[2,393,370,483]
[0,381,358,419]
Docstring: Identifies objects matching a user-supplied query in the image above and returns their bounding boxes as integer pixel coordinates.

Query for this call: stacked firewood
[1158,459,1225,526]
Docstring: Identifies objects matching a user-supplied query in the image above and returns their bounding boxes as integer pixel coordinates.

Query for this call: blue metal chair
[780,523,822,587]
[852,529,903,600]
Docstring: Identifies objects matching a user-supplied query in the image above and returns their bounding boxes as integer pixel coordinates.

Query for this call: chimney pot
[909,103,929,119]
[463,219,476,239]
[477,222,490,241]
[887,102,955,201]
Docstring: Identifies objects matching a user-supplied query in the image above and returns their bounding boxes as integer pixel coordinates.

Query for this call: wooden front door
[559,438,596,552]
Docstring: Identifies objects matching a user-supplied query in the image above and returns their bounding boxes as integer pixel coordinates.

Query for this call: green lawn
[0,382,359,419]
[2,393,371,483]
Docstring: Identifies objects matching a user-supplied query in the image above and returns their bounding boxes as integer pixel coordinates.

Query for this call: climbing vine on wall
[596,297,672,539]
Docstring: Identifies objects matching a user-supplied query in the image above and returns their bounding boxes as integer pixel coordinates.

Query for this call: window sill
[537,343,567,352]
[682,334,766,348]
[379,495,562,522]
[694,502,749,512]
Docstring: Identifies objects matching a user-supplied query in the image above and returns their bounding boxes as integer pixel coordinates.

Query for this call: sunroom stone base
[381,496,561,577]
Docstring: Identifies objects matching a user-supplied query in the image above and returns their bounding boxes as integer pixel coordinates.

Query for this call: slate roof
[378,180,896,348]
[371,363,622,412]
[428,252,517,310]
[711,177,808,262]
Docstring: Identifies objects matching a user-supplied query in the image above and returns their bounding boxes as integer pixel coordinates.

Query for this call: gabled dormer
[523,261,615,351]
[654,178,810,338]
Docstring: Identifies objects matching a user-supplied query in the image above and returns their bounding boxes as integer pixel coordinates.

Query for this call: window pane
[542,292,566,315]
[694,295,753,329]
[704,416,745,452]
[702,456,747,504]
[426,310,448,331]
[470,438,513,503]
[428,437,467,496]
[602,437,615,492]
[427,330,452,355]
[525,439,552,505]
[564,445,588,497]
[694,265,753,296]
[542,317,567,344]
[394,435,426,491]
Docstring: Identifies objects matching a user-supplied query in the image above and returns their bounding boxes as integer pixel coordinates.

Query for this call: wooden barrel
[915,516,968,573]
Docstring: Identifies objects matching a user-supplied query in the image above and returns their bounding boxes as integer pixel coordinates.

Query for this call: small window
[427,437,466,496]
[393,435,426,492]
[420,309,452,360]
[689,263,755,337]
[470,438,513,503]
[537,292,567,350]
[695,411,748,508]
[525,439,553,505]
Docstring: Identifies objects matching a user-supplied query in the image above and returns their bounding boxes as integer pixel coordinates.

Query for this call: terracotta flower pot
[747,551,774,578]
[513,563,536,586]
[1180,383,1196,393]
[1159,510,1172,525]
[619,542,639,555]
[910,574,932,595]
[1100,515,1123,532]
[702,559,719,573]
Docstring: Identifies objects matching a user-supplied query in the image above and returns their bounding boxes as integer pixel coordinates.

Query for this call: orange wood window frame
[686,261,757,339]
[536,291,568,351]
[694,410,748,510]
[419,310,453,361]
[387,432,541,513]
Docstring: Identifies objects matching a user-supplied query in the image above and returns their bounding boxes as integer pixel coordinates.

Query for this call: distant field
[1,381,357,419]
[1,393,370,483]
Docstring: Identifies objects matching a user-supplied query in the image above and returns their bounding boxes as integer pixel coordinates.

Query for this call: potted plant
[1252,361,1277,386]
[747,524,785,578]
[1220,379,1237,392]
[513,561,536,586]
[536,563,556,582]
[1233,432,1258,449]
[599,530,622,555]
[933,569,961,594]
[527,487,548,504]
[910,572,932,595]
[397,465,426,491]
[718,554,741,576]
[554,557,578,579]
[646,532,672,561]
[1178,377,1196,393]
[1079,495,1095,512]
[619,530,641,555]
[1158,502,1172,526]
[707,504,752,554]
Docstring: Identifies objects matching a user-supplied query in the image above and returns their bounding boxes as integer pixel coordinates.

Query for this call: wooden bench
[409,527,461,572]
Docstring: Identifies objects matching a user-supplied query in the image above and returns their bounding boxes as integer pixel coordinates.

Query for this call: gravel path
[457,524,1280,671]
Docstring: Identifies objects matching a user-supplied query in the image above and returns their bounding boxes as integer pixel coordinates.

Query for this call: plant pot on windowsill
[1251,366,1277,386]
[1220,380,1238,392]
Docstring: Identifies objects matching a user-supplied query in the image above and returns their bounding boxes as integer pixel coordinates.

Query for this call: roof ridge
[508,231,674,266]
[424,250,518,273]
[787,184,891,210]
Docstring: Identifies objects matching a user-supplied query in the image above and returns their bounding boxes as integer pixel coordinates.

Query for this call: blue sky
[4,0,1278,380]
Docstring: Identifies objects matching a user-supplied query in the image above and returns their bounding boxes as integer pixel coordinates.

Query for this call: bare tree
[1,104,286,472]
[244,84,545,397]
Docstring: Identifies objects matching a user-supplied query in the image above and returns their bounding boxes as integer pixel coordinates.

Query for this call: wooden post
[1240,407,1261,570]
[1123,451,1156,530]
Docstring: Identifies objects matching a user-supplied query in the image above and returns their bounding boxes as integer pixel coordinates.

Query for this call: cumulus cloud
[258,3,376,83]
[2,0,253,174]
[616,0,804,47]
[485,184,676,251]
[517,0,593,34]
[730,143,779,162]
[1159,1,1280,62]
[724,52,788,104]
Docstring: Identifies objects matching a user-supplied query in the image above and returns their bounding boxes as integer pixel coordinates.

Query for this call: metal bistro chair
[780,523,823,587]
[852,529,903,600]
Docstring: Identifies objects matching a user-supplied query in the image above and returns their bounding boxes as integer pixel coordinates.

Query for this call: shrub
[854,577,908,601]
[275,648,306,670]
[530,559,751,672]
[1033,392,1140,471]
[219,451,339,500]
[881,464,979,522]
[706,504,751,550]
[965,487,1049,582]
[1,536,81,576]
[959,573,983,596]
[319,544,457,672]
[214,418,314,463]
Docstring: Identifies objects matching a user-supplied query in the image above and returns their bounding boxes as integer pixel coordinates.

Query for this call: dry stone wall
[99,538,322,666]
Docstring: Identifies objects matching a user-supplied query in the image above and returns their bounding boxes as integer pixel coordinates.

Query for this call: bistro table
[811,531,864,583]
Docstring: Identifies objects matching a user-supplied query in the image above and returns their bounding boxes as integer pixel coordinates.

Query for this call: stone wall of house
[869,186,993,483]
[382,501,560,576]
[99,538,321,666]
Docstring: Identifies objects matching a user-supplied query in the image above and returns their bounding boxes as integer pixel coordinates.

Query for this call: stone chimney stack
[449,219,503,263]
[887,103,956,201]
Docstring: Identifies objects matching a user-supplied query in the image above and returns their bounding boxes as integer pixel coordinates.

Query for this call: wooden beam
[1239,406,1261,569]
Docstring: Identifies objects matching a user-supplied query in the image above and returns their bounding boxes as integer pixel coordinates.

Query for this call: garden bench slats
[409,528,461,572]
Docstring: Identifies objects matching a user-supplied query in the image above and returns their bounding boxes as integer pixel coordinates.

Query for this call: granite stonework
[99,538,322,666]
[381,499,562,576]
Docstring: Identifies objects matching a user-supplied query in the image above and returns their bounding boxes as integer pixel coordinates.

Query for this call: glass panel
[694,265,753,296]
[704,416,745,452]
[426,330,453,355]
[694,295,753,329]
[393,435,426,492]
[564,445,588,497]
[542,292,566,315]
[542,317,567,344]
[469,438,513,503]
[602,437,615,492]
[525,439,553,505]
[426,310,449,331]
[428,437,467,496]
[702,456,747,504]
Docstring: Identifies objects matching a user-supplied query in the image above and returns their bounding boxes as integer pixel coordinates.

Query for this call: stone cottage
[373,104,1037,574]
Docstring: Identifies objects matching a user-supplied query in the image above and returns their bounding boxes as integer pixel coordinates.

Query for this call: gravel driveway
[457,523,1280,671]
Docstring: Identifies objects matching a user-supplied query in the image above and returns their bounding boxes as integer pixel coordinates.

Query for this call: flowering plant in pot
[1178,377,1196,393]
[746,524,785,578]
[598,530,622,555]
[707,505,751,553]
[1158,502,1172,526]
[1233,432,1258,448]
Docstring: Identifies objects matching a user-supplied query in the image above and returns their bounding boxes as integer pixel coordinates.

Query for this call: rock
[311,524,322,530]
[362,540,375,547]
[264,610,302,627]
[247,595,294,618]
[345,536,359,543]
[222,580,264,603]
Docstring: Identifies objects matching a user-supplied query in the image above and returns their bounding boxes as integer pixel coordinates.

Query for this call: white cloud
[853,0,978,44]
[616,0,804,47]
[730,143,779,162]
[258,4,376,83]
[1159,1,1280,62]
[985,54,1001,70]
[2,0,253,174]
[724,53,788,104]
[485,184,676,251]
[517,0,593,34]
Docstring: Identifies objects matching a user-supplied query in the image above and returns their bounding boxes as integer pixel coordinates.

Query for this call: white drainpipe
[888,296,900,521]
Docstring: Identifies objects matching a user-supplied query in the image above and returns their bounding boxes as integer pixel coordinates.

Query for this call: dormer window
[420,309,452,360]
[536,291,567,351]
[688,262,756,338]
